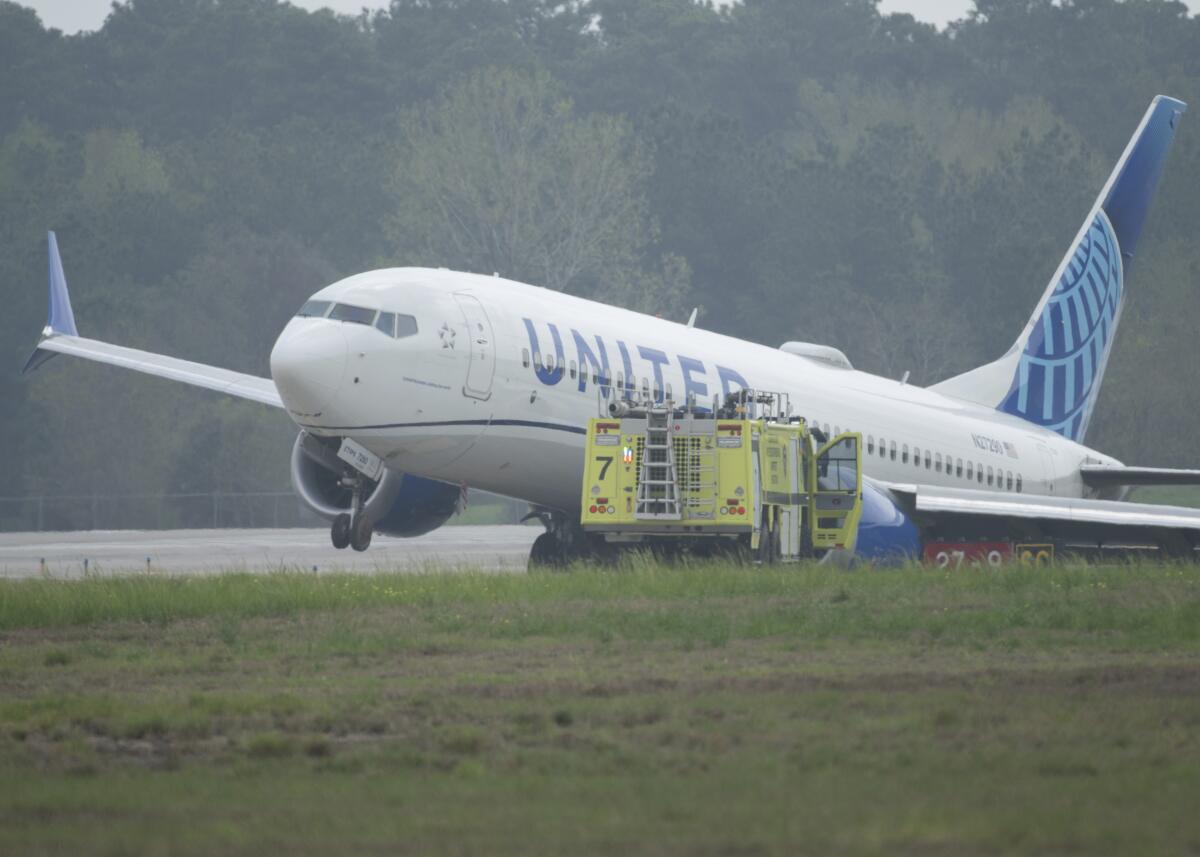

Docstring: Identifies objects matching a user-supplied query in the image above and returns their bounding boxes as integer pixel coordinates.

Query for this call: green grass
[4,560,1199,649]
[1,561,1199,854]
[1131,485,1200,507]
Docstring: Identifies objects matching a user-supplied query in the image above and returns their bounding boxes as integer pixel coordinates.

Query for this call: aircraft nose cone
[270,320,348,417]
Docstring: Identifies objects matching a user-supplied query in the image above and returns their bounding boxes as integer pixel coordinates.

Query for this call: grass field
[1,560,1199,855]
[1131,485,1200,508]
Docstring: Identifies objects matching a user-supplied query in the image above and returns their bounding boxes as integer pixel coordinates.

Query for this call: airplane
[23,95,1200,564]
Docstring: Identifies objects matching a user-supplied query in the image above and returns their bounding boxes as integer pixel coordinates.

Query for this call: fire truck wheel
[757,517,780,565]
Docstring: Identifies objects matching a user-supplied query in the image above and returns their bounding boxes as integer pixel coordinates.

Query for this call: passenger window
[889,440,897,461]
[1006,471,1014,491]
[956,458,963,478]
[867,435,875,455]
[966,461,973,481]
[545,352,556,371]
[375,312,395,336]
[616,372,624,392]
[394,314,418,338]
[1016,474,1023,493]
[935,453,942,473]
[664,383,672,400]
[924,451,931,469]
[521,348,530,369]
[569,360,577,380]
[879,437,886,458]
[296,299,331,318]
[977,464,984,483]
[329,303,377,325]
[913,446,920,467]
[902,444,909,464]
[987,466,994,486]
[641,379,650,399]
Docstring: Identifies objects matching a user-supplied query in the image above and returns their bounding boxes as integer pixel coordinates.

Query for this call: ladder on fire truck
[635,406,682,519]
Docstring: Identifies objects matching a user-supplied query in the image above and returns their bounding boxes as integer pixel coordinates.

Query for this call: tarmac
[0,525,540,578]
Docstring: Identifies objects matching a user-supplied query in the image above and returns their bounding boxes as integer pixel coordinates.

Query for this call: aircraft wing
[1079,465,1200,487]
[26,332,283,408]
[880,482,1200,553]
[23,232,283,409]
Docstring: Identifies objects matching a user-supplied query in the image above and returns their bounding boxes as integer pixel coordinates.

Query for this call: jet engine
[290,432,461,538]
[853,479,922,561]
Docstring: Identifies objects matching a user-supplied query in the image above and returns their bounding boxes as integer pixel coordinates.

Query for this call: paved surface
[0,526,540,578]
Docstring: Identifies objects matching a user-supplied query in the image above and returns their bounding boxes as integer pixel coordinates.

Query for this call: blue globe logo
[1000,210,1123,442]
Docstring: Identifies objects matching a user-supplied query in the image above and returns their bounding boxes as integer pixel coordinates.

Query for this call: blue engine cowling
[290,432,461,537]
[371,472,463,537]
[853,477,922,562]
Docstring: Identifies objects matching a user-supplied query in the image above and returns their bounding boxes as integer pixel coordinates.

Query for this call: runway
[0,525,540,578]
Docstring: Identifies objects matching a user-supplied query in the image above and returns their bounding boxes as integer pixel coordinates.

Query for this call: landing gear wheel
[528,531,562,570]
[331,513,351,550]
[350,515,373,552]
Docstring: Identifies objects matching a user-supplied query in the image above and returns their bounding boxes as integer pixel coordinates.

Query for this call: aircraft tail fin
[930,95,1186,443]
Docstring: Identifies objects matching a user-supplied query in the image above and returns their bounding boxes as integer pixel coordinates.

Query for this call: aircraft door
[453,293,495,401]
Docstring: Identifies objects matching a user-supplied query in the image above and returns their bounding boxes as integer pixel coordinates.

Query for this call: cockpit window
[329,303,377,325]
[296,299,331,318]
[395,314,418,338]
[309,302,417,338]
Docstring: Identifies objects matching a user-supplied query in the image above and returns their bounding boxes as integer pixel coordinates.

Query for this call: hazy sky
[9,1,1058,34]
[17,0,1198,33]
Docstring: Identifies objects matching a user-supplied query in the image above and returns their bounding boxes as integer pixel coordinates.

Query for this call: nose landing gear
[329,472,374,552]
[331,513,352,549]
[350,513,372,552]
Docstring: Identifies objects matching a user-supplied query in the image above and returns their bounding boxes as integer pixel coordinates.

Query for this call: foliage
[388,68,685,312]
[2,0,1200,504]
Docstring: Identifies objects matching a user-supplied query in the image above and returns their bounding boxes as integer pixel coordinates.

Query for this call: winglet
[23,231,79,374]
[45,231,78,337]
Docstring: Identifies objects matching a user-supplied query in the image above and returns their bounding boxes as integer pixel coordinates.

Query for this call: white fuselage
[268,268,1122,512]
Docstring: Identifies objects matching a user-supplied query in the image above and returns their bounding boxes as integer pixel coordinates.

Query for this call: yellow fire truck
[579,391,864,561]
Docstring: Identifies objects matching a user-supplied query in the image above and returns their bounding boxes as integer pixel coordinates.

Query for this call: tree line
[1,0,1198,526]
